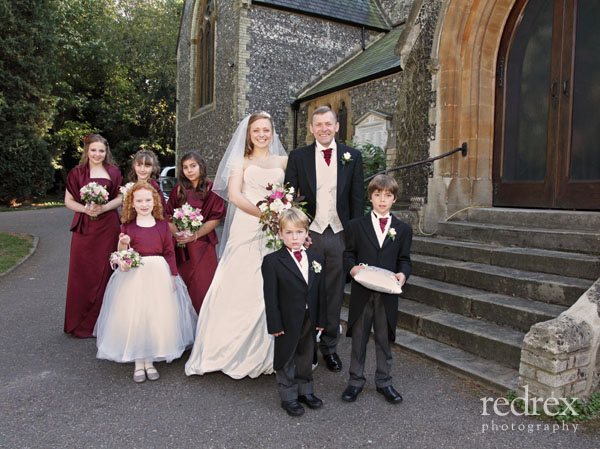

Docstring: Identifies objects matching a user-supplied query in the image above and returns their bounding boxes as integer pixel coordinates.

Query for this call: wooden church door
[493,0,600,210]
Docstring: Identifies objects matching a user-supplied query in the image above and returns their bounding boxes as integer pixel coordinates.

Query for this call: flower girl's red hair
[121,182,164,223]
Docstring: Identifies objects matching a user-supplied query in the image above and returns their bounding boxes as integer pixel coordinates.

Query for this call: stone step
[412,237,600,280]
[412,254,592,306]
[340,306,519,393]
[394,328,518,392]
[396,298,525,369]
[402,276,567,332]
[435,221,600,255]
[451,207,600,232]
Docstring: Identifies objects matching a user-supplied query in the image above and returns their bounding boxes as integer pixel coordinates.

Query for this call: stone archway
[423,0,516,230]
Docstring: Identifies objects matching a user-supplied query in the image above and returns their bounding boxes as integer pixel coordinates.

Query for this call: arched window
[194,0,215,110]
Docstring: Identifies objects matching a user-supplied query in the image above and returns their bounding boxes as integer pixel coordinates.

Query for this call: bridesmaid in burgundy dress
[64,134,123,338]
[126,149,167,212]
[165,151,226,313]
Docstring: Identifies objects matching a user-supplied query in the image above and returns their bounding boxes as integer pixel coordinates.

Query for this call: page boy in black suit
[262,208,327,417]
[342,174,412,404]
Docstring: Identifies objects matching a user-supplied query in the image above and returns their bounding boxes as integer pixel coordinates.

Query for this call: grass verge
[0,233,35,273]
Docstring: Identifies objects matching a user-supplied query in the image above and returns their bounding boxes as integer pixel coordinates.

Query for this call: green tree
[0,0,182,204]
[49,0,181,173]
[0,0,58,205]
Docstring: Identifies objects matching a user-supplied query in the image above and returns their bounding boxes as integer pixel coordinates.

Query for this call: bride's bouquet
[110,248,143,272]
[256,183,307,250]
[171,203,204,247]
[80,182,109,220]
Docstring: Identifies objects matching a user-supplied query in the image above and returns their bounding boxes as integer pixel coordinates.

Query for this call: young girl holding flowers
[95,182,197,383]
[165,151,226,313]
[64,134,123,338]
[125,148,167,211]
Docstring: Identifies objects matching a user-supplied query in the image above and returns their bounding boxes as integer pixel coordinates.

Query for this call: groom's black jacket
[285,141,364,228]
[262,248,326,370]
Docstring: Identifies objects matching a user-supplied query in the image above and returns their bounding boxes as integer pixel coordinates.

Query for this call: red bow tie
[287,247,303,263]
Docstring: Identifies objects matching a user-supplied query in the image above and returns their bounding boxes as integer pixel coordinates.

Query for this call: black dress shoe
[281,400,305,416]
[341,385,362,402]
[298,394,323,409]
[323,353,342,372]
[376,386,403,404]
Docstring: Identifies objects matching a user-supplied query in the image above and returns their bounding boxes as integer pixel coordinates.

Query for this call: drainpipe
[362,26,366,50]
[291,100,299,149]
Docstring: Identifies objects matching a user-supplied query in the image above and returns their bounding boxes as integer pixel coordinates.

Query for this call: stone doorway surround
[423,0,516,231]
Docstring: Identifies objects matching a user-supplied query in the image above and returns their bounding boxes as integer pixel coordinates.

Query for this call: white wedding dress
[185,165,284,379]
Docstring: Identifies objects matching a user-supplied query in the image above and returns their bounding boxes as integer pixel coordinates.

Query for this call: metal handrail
[364,142,468,183]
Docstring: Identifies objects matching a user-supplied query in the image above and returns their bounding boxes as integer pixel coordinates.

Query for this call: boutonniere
[388,228,396,240]
[311,260,322,273]
[341,152,352,165]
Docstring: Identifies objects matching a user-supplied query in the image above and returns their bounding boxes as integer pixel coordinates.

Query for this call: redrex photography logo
[480,385,580,434]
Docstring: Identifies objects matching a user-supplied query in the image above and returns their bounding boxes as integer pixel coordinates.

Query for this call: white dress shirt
[371,211,391,247]
[287,247,309,284]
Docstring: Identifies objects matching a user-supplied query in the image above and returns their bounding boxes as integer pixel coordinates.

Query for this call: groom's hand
[304,235,312,248]
[271,331,285,337]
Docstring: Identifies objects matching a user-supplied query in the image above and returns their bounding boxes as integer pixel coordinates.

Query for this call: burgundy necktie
[322,148,332,166]
[379,217,388,233]
[293,250,303,263]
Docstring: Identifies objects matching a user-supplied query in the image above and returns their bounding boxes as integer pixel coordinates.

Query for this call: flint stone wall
[518,278,600,399]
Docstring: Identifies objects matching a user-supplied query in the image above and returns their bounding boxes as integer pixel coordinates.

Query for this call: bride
[185,111,287,379]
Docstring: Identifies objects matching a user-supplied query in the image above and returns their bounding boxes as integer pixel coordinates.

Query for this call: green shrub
[347,141,386,213]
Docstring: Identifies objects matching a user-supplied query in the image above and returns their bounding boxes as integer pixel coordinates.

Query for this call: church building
[177,0,600,398]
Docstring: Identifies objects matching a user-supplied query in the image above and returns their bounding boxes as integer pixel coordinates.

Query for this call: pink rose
[269,191,284,200]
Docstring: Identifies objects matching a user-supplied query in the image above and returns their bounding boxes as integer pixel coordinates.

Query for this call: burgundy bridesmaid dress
[165,181,226,313]
[64,164,122,338]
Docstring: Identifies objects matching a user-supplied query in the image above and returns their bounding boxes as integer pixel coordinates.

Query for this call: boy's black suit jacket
[343,213,413,341]
[284,141,364,228]
[262,247,327,370]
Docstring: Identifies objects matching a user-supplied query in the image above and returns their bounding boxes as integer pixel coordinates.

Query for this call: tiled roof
[297,25,404,101]
[253,0,389,31]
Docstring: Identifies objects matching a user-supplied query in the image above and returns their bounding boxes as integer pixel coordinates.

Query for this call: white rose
[270,198,283,213]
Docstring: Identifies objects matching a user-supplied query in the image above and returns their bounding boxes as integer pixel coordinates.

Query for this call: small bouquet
[80,182,109,220]
[119,182,135,199]
[109,248,143,272]
[171,203,204,247]
[256,183,307,250]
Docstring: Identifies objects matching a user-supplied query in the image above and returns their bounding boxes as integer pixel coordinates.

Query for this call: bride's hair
[244,111,273,157]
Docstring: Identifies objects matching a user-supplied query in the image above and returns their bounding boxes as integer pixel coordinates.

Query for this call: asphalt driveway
[1,207,598,448]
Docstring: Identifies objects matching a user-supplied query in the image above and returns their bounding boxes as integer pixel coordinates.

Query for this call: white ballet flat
[145,366,160,381]
[133,369,146,383]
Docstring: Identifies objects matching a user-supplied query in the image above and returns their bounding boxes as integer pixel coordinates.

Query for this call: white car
[159,166,177,200]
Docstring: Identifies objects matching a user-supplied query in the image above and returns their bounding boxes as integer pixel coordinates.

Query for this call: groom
[285,106,364,372]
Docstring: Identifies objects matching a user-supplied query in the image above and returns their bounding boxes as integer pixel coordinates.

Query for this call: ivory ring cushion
[353,265,403,294]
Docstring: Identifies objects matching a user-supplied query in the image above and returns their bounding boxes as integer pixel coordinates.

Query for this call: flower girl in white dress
[185,111,287,379]
[95,182,197,382]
